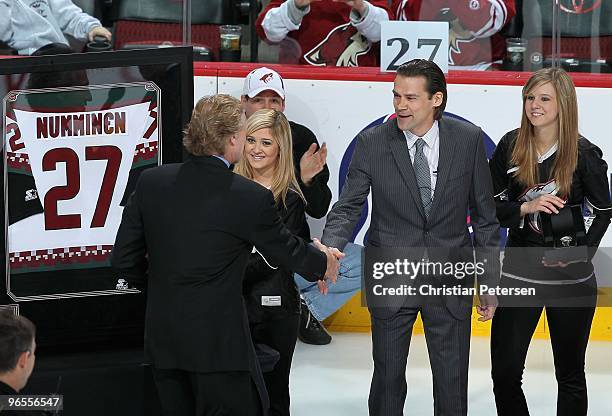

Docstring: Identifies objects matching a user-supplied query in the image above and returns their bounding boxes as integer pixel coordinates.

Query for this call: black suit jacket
[0,381,47,416]
[111,156,326,373]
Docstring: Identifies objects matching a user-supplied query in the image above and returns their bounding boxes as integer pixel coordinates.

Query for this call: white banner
[380,21,449,73]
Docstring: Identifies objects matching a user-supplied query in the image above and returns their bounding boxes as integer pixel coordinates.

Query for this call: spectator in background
[0,0,112,55]
[521,0,612,72]
[0,311,36,396]
[393,0,516,70]
[256,0,392,67]
[242,67,363,346]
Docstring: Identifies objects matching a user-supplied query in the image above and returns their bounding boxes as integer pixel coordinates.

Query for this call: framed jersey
[0,48,193,347]
[4,83,160,301]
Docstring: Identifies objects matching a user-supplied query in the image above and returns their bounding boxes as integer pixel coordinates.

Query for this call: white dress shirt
[403,121,439,198]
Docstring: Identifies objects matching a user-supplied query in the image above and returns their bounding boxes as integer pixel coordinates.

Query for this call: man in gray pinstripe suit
[321,59,500,415]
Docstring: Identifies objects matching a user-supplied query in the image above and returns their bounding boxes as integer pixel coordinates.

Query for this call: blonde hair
[234,109,305,207]
[511,68,579,197]
[183,94,244,156]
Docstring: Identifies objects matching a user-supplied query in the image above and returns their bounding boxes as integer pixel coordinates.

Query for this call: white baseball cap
[242,67,286,100]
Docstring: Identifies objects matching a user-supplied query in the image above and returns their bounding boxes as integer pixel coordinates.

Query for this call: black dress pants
[152,368,262,416]
[250,314,300,416]
[491,305,595,416]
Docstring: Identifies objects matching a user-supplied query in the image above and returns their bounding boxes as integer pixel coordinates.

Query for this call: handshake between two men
[312,238,344,295]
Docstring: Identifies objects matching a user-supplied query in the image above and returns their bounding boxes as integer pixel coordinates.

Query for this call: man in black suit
[0,311,41,416]
[111,94,340,416]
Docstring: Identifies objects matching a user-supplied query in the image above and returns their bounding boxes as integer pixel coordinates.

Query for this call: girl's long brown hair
[511,68,578,197]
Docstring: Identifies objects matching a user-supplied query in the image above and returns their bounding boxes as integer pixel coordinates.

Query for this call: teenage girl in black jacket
[235,109,308,416]
[488,68,611,416]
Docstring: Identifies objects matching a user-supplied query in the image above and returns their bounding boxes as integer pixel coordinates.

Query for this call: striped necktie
[413,138,432,217]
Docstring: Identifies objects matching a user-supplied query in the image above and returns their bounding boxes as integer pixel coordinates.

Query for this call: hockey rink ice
[290,332,612,415]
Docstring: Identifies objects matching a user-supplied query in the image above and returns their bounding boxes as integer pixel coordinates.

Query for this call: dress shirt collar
[403,121,439,150]
[212,154,231,168]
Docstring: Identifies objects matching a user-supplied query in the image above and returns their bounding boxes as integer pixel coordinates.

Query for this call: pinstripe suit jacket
[322,116,500,319]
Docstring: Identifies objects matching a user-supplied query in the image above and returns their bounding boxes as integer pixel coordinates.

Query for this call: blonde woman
[235,109,307,416]
[489,68,611,415]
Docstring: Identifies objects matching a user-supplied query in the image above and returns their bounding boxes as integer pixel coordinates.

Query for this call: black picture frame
[1,47,194,348]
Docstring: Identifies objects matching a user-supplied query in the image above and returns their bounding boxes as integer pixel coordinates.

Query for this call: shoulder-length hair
[511,68,578,196]
[234,109,305,207]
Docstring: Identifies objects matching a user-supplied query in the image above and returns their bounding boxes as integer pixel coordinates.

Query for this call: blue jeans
[294,242,363,321]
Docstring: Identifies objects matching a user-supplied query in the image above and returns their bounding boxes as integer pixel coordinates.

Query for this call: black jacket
[490,130,611,281]
[290,121,332,239]
[241,121,331,324]
[0,381,47,416]
[111,156,326,373]
[243,189,306,322]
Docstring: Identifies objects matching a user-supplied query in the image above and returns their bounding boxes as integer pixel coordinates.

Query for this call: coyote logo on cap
[304,23,371,67]
[260,73,274,83]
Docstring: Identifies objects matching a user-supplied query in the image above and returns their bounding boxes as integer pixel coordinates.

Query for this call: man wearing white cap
[241,67,363,345]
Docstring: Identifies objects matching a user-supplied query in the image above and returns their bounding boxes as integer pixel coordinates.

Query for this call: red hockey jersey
[256,0,392,67]
[393,0,516,68]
